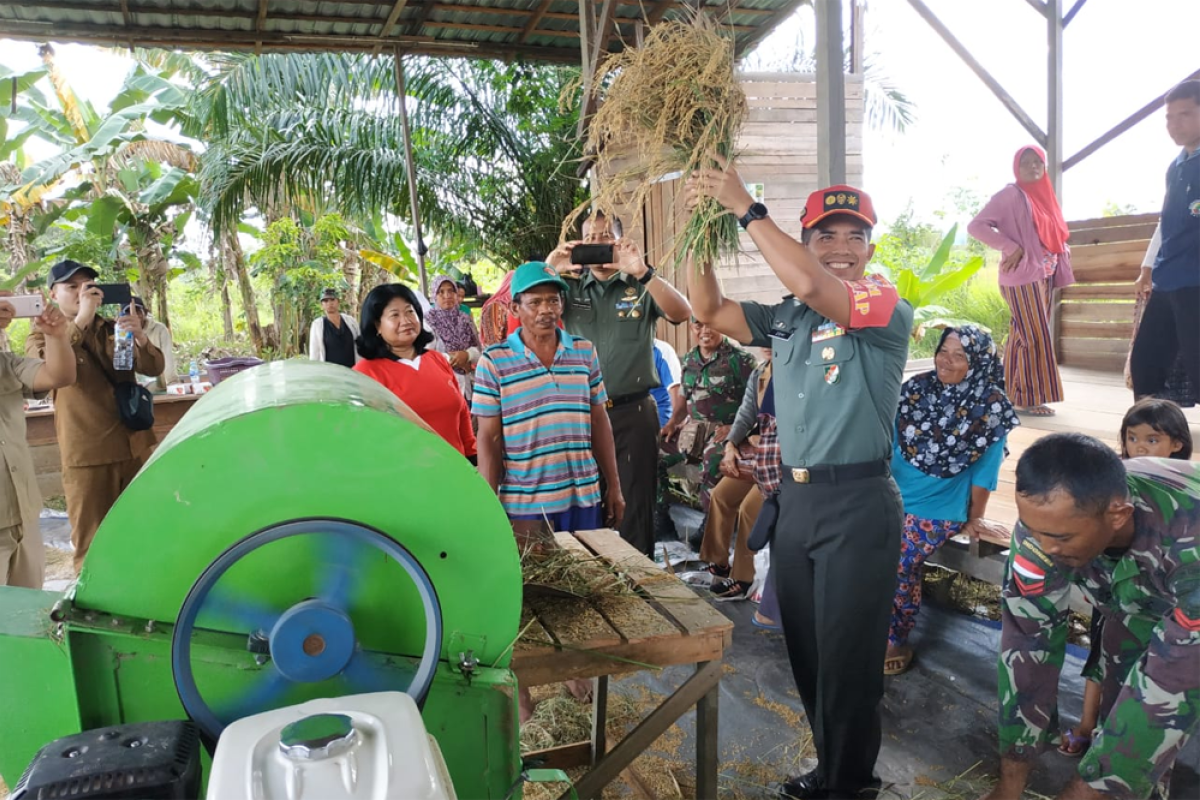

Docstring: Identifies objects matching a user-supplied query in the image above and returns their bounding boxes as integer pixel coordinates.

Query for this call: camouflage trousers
[1088,611,1176,799]
[659,430,725,513]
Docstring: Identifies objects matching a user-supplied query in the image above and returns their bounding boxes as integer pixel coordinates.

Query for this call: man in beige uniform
[0,292,75,588]
[27,261,164,573]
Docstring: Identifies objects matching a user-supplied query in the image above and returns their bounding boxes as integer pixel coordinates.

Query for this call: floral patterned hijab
[896,325,1019,477]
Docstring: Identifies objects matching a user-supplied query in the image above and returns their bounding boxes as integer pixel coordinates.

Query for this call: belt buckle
[792,467,810,484]
[605,398,614,409]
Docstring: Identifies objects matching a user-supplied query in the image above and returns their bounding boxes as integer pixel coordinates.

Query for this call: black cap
[49,259,98,287]
[131,295,147,310]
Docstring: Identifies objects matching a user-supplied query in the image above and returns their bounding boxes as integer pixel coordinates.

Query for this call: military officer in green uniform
[987,433,1200,800]
[686,161,913,799]
[546,212,691,555]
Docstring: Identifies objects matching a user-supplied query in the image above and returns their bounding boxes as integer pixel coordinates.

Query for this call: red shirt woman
[353,283,477,458]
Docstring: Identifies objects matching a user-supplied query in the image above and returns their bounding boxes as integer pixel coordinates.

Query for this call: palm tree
[192,53,587,266]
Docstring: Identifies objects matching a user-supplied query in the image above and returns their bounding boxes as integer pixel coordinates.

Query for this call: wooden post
[850,0,865,75]
[393,49,428,296]
[1046,0,1064,358]
[1046,0,1063,196]
[590,675,608,766]
[695,661,720,799]
[816,0,846,186]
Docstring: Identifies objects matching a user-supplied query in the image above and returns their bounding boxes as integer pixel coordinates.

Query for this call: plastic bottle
[113,322,135,371]
[189,360,201,386]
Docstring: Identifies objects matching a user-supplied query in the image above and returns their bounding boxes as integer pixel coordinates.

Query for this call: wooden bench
[1057,212,1158,372]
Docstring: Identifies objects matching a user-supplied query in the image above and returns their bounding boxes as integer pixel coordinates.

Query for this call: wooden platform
[25,393,200,498]
[513,530,733,800]
[926,365,1200,591]
[981,366,1200,538]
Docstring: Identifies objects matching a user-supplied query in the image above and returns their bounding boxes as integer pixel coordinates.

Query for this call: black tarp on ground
[607,598,1200,798]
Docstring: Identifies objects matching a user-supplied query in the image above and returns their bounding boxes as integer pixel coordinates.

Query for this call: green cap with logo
[510,261,569,296]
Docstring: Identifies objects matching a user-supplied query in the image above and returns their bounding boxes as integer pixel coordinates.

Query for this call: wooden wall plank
[1068,212,1159,231]
[1060,302,1136,322]
[1061,283,1136,300]
[1060,320,1135,339]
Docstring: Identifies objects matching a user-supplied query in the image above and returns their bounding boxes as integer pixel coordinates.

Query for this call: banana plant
[888,224,985,340]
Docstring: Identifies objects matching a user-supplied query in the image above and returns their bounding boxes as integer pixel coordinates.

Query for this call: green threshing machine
[0,360,535,797]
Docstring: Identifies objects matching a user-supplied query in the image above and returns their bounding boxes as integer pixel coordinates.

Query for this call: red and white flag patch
[1013,553,1047,596]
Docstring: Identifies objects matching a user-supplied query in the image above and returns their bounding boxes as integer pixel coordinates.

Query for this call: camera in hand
[570,244,614,265]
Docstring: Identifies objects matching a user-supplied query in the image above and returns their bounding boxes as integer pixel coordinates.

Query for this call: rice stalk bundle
[566,12,747,271]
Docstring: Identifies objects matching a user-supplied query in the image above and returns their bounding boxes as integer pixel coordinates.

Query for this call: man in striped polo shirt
[473,261,625,533]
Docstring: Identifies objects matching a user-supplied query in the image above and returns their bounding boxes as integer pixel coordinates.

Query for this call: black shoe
[780,770,826,799]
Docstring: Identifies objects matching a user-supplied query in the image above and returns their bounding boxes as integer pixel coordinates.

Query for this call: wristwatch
[638,265,657,285]
[738,202,769,230]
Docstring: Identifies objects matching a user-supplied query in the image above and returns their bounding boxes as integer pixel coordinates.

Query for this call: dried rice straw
[564,12,747,271]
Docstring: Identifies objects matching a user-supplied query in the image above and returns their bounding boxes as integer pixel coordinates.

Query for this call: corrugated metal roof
[0,0,804,62]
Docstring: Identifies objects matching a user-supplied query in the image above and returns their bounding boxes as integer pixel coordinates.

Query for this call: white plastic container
[206,692,457,800]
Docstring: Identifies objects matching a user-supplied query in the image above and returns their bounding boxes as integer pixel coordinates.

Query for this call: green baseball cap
[510,261,569,296]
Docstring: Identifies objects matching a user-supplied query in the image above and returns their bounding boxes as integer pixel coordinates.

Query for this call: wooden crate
[1057,213,1157,372]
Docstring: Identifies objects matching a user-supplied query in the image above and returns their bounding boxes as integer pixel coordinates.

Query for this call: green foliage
[908,273,1011,359]
[251,214,351,356]
[1102,200,1138,217]
[874,222,984,339]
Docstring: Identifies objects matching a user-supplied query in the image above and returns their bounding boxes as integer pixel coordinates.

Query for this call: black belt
[606,390,650,409]
[783,460,889,485]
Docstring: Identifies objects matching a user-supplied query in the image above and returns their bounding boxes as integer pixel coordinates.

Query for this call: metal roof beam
[1022,0,1047,17]
[1062,0,1087,27]
[1064,67,1200,172]
[906,0,1046,146]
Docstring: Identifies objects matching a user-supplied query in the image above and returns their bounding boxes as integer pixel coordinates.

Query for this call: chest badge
[624,286,637,297]
[824,365,840,385]
[1190,199,1200,217]
[821,346,835,361]
[630,308,642,319]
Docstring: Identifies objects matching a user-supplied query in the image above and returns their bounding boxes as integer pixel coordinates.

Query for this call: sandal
[1017,405,1056,417]
[752,612,781,632]
[1058,728,1092,758]
[883,647,913,676]
[705,562,731,579]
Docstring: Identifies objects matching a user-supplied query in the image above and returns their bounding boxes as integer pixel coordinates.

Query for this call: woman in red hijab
[968,145,1075,417]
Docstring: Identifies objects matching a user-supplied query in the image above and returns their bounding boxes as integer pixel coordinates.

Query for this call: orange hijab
[1013,145,1069,254]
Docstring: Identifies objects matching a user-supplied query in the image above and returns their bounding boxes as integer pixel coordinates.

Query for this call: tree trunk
[224,230,264,355]
[134,234,172,329]
[210,254,235,340]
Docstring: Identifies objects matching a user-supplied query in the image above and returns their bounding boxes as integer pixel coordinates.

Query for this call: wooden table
[513,530,733,800]
[25,393,200,497]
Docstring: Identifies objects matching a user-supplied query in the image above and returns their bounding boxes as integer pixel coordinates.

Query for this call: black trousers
[1130,286,1200,402]
[605,398,659,555]
[772,471,903,794]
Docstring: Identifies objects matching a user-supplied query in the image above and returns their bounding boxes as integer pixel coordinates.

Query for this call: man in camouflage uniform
[987,432,1200,800]
[660,319,756,512]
